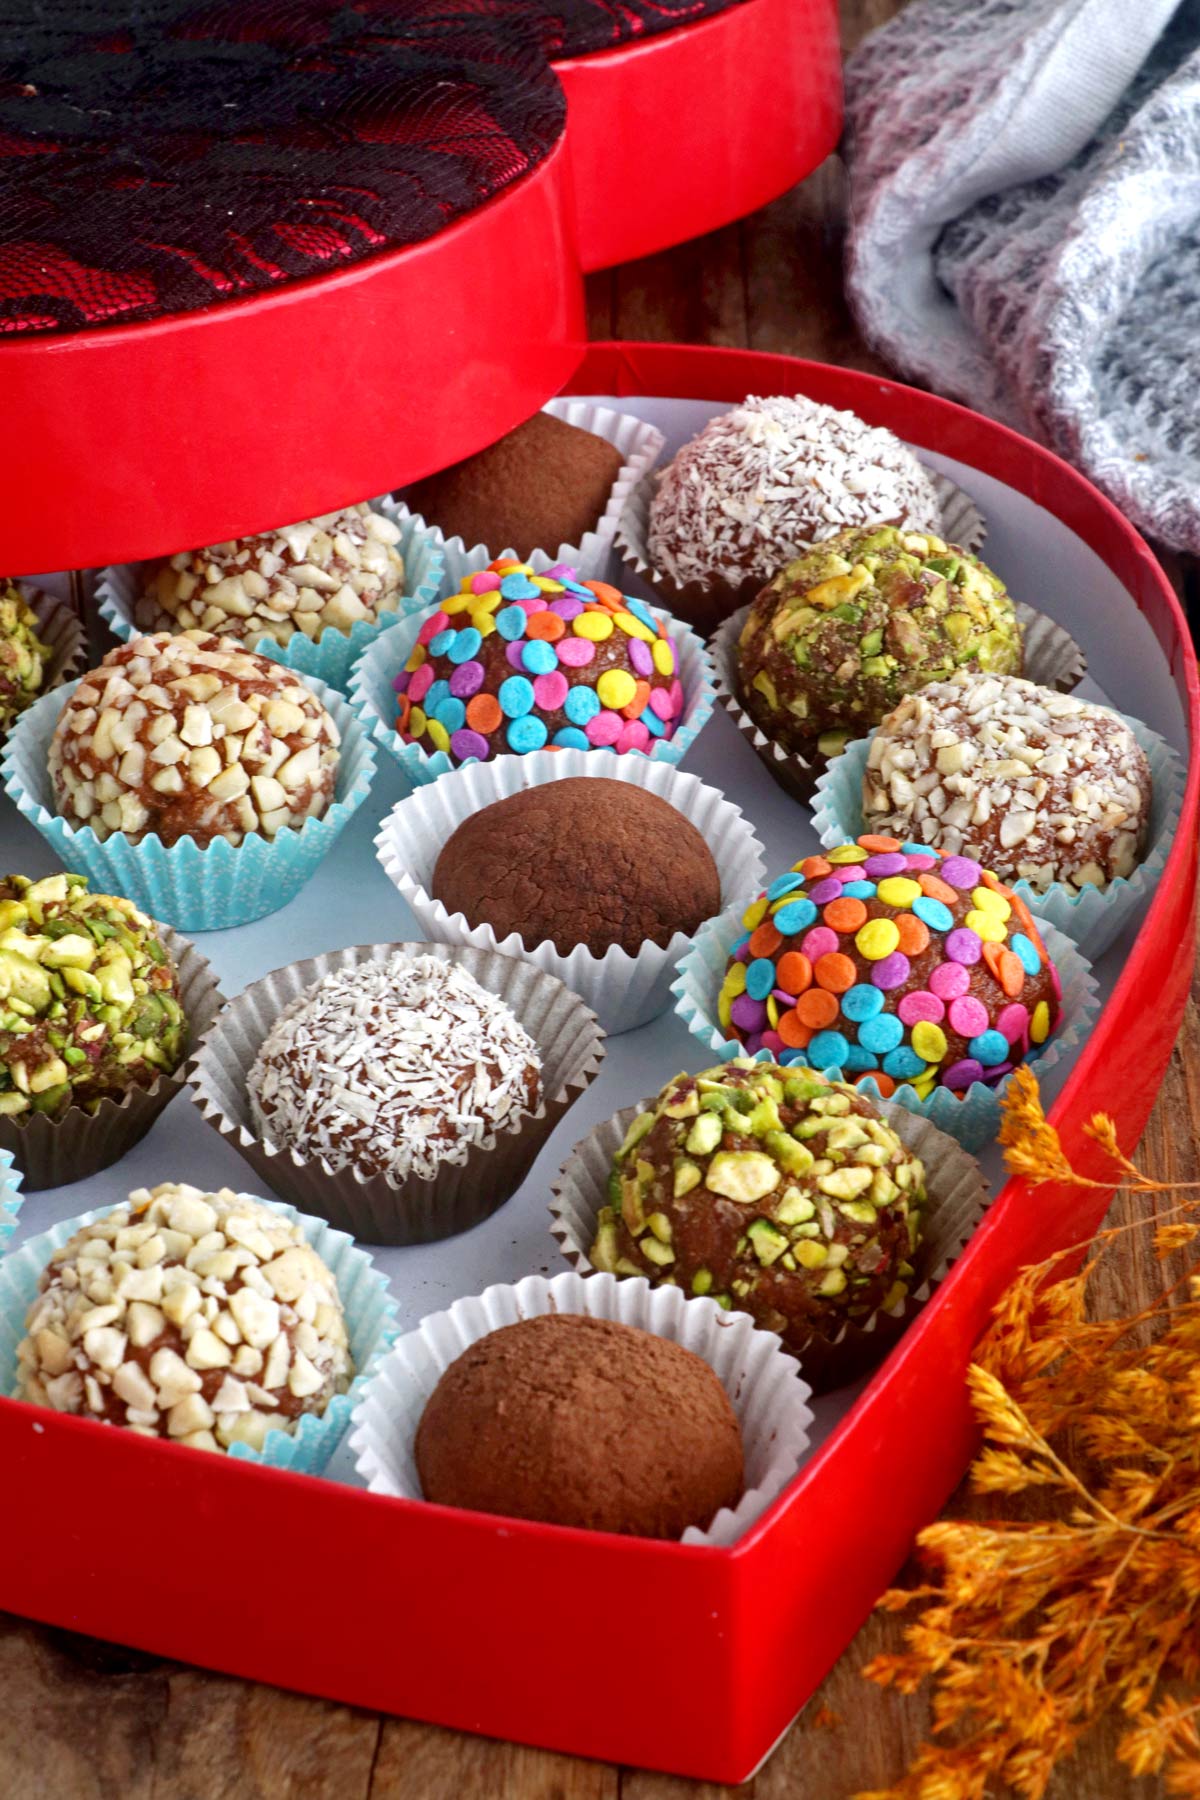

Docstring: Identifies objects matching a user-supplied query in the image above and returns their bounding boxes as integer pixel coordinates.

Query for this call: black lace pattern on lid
[0,0,747,338]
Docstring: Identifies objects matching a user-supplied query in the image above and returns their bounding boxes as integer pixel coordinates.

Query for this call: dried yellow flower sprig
[855,1068,1200,1800]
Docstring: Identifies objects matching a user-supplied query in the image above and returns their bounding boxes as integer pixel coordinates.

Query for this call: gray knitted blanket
[844,0,1200,554]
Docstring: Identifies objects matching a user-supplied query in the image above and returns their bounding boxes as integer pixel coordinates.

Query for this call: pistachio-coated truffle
[737,526,1022,758]
[0,581,52,734]
[0,873,187,1120]
[590,1062,925,1356]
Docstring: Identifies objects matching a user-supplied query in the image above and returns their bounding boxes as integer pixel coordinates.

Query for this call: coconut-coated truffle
[140,505,405,647]
[395,561,684,765]
[737,526,1023,759]
[248,953,542,1184]
[431,777,722,958]
[864,672,1153,894]
[0,872,186,1121]
[720,835,1061,1097]
[647,395,943,590]
[17,1183,354,1453]
[49,631,341,848]
[0,581,52,734]
[415,1312,744,1538]
[589,1063,925,1356]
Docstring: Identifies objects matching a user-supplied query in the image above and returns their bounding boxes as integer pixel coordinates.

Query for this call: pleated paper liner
[392,398,666,595]
[374,748,766,1036]
[347,587,717,789]
[709,599,1088,808]
[811,716,1186,964]
[1,672,377,932]
[0,924,224,1192]
[672,907,1099,1154]
[547,1092,991,1395]
[23,588,86,719]
[93,503,445,694]
[348,1268,813,1548]
[0,1195,398,1478]
[187,941,606,1247]
[613,465,987,638]
[0,1150,22,1249]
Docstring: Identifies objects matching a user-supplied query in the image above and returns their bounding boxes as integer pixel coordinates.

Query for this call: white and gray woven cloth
[843,0,1200,553]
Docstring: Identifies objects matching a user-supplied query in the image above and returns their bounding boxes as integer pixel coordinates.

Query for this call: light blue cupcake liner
[671,909,1099,1153]
[811,711,1184,964]
[347,592,717,789]
[0,1151,23,1251]
[0,1192,398,1476]
[94,505,444,695]
[1,670,376,932]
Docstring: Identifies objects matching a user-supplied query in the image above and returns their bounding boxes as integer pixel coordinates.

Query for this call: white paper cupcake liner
[94,502,444,694]
[373,749,766,1035]
[1,671,377,932]
[348,1268,812,1547]
[0,1194,398,1476]
[614,461,987,638]
[392,399,665,592]
[812,715,1185,964]
[21,587,86,720]
[0,1150,23,1250]
[548,1097,991,1393]
[0,923,224,1192]
[671,909,1099,1154]
[347,590,716,789]
[187,941,605,1246]
[709,600,1087,807]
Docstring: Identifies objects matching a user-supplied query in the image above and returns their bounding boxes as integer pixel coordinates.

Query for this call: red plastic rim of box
[0,342,1193,1785]
[0,0,841,575]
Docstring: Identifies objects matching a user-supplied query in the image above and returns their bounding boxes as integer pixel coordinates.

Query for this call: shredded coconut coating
[140,505,405,647]
[248,954,543,1183]
[647,394,943,588]
[864,673,1152,893]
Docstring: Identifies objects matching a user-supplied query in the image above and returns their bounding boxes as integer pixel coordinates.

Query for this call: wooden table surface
[5,4,1196,1795]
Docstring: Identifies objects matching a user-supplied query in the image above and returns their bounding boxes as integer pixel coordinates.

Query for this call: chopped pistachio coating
[0,873,187,1120]
[590,1060,926,1357]
[737,525,1023,757]
[0,582,52,735]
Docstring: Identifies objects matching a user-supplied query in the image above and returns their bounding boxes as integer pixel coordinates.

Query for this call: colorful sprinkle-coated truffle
[718,835,1061,1098]
[394,561,684,765]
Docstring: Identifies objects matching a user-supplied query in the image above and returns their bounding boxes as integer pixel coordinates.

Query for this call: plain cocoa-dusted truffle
[647,394,943,591]
[403,410,623,558]
[248,952,542,1184]
[863,672,1153,894]
[589,1063,925,1357]
[414,1312,744,1538]
[17,1182,354,1453]
[139,505,406,648]
[49,631,341,848]
[737,526,1023,760]
[431,777,722,959]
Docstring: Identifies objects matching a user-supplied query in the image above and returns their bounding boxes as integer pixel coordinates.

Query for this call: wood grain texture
[2,1,1194,1794]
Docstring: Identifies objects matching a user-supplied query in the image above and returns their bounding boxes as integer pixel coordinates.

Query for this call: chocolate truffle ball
[248,953,542,1184]
[431,777,722,958]
[403,410,623,559]
[737,526,1023,759]
[648,394,943,590]
[17,1182,353,1453]
[720,835,1061,1097]
[49,631,341,848]
[0,873,187,1121]
[0,581,52,734]
[396,562,685,765]
[140,505,405,648]
[415,1312,744,1538]
[864,672,1153,894]
[589,1063,925,1356]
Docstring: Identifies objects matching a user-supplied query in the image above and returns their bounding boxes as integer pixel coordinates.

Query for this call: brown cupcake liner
[548,1092,991,1395]
[710,599,1087,810]
[0,924,225,1191]
[613,466,989,639]
[186,941,606,1246]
